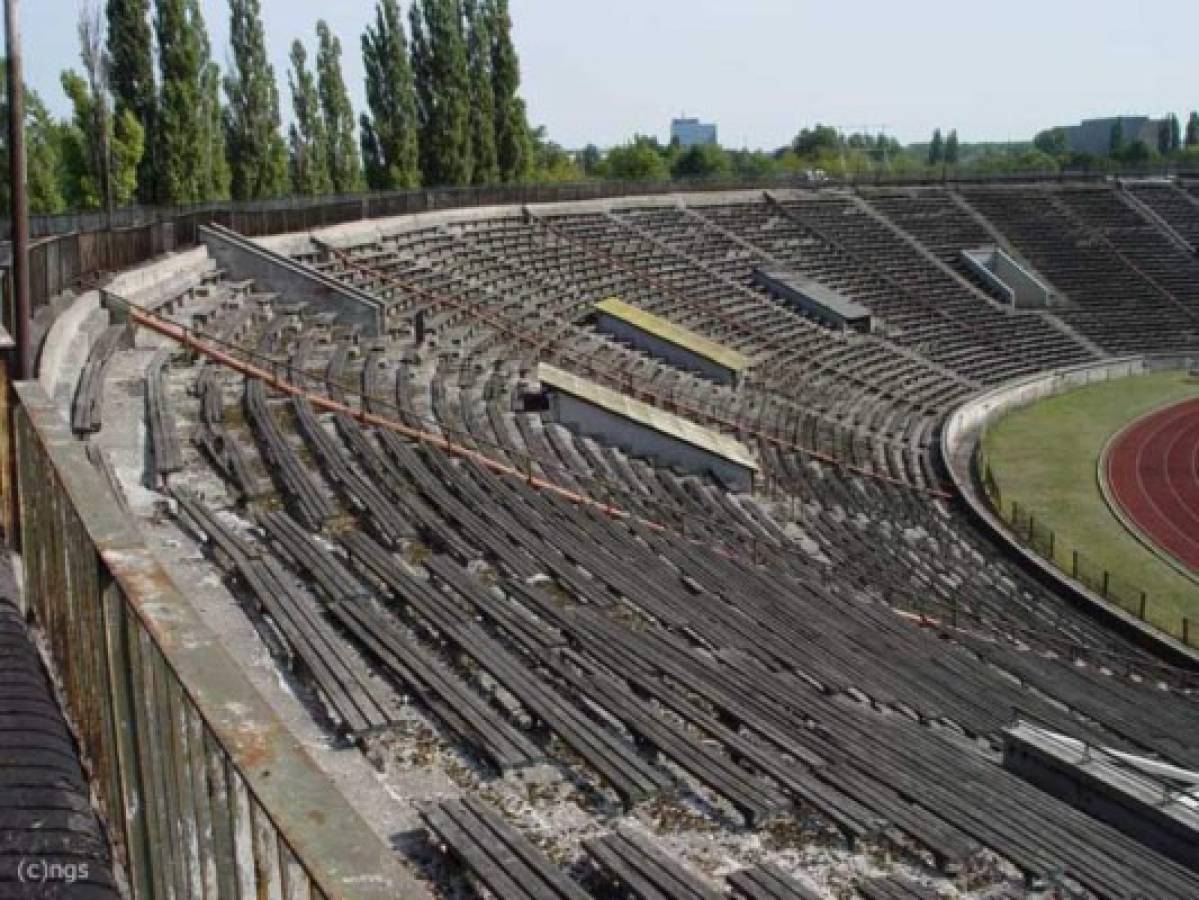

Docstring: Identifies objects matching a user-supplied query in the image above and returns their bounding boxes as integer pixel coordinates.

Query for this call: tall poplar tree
[489,0,531,182]
[1158,118,1174,156]
[410,0,472,186]
[288,40,332,196]
[200,61,232,200]
[360,0,421,189]
[1187,112,1199,148]
[464,0,498,185]
[944,129,959,165]
[60,70,145,209]
[316,21,363,193]
[155,0,212,204]
[927,128,944,165]
[224,0,288,200]
[106,0,156,201]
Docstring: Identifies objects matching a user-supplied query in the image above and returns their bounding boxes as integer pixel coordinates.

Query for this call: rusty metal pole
[6,0,31,380]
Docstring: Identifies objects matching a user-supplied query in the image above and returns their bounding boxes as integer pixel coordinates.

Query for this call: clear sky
[8,0,1198,150]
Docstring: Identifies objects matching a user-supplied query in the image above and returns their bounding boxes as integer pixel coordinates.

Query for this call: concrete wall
[551,392,754,492]
[596,312,737,385]
[200,225,385,336]
[1003,730,1199,872]
[940,352,1199,668]
[961,247,1052,308]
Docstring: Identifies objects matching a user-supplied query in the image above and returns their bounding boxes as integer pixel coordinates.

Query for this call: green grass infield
[981,371,1199,637]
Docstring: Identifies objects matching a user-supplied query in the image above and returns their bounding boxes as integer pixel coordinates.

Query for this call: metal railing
[976,440,1194,647]
[13,381,420,899]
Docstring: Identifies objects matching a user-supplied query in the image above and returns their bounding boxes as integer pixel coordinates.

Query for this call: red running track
[1106,397,1199,572]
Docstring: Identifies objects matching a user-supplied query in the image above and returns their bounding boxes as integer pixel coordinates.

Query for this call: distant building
[671,117,718,148]
[1060,116,1164,156]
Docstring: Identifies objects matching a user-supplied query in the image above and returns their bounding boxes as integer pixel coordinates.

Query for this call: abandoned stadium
[6,176,1199,899]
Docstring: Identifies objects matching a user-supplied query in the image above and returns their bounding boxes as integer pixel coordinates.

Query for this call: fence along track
[976,440,1195,647]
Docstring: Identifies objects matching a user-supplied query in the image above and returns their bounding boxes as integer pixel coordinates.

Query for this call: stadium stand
[31,180,1199,898]
[957,184,1199,353]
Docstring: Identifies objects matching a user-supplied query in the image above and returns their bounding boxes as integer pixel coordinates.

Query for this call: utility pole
[6,0,32,380]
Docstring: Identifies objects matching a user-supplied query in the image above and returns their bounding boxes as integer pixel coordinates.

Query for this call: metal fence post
[1072,549,1079,578]
[1102,571,1110,598]
[1138,592,1147,620]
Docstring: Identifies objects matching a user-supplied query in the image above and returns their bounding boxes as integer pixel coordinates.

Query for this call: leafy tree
[1109,118,1125,156]
[928,128,944,165]
[1120,139,1153,166]
[1187,112,1199,148]
[287,40,331,196]
[224,0,288,200]
[599,136,669,181]
[464,0,498,185]
[579,143,601,176]
[155,0,215,204]
[75,4,114,213]
[1158,118,1173,156]
[791,124,841,158]
[410,0,473,186]
[489,0,532,181]
[671,143,731,179]
[199,61,231,200]
[0,66,65,214]
[944,129,960,165]
[106,0,156,201]
[527,125,581,182]
[971,147,1059,175]
[360,0,421,189]
[59,70,145,209]
[316,21,363,193]
[727,150,778,179]
[1034,127,1068,157]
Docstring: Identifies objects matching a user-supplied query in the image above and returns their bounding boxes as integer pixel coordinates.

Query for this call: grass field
[981,371,1199,637]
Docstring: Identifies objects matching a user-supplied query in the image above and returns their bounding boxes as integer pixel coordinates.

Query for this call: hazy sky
[9,0,1197,149]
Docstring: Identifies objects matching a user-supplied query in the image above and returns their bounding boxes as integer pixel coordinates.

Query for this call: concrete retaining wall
[201,224,385,336]
[595,312,738,385]
[940,353,1199,668]
[551,392,755,492]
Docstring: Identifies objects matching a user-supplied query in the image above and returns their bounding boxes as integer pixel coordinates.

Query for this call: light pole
[5,0,31,380]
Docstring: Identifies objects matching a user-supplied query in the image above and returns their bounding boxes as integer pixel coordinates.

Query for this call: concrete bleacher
[30,183,1199,899]
[959,185,1199,354]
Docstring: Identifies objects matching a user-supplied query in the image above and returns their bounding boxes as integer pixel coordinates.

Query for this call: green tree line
[2,0,543,214]
[5,1,1198,215]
